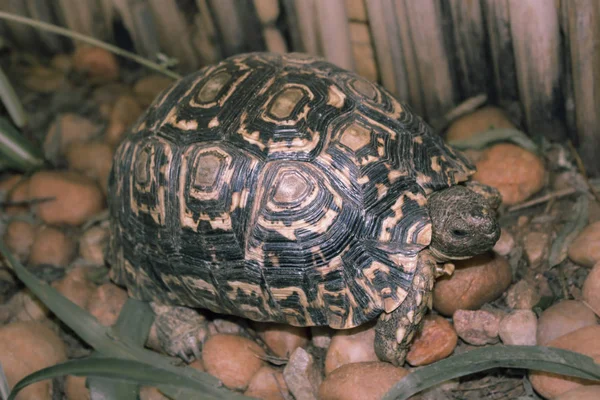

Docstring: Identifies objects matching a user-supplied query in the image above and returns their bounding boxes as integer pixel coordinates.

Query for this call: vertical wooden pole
[315,0,354,70]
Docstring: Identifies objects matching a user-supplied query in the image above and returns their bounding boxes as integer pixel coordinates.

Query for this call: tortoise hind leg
[374,251,436,366]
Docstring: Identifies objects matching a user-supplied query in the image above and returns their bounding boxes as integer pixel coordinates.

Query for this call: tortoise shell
[107,52,474,329]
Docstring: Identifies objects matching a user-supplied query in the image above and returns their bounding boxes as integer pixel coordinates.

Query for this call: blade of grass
[0,66,27,128]
[0,11,181,80]
[112,298,154,347]
[383,345,600,400]
[548,195,589,268]
[0,117,44,172]
[448,128,539,154]
[88,377,139,400]
[0,362,9,400]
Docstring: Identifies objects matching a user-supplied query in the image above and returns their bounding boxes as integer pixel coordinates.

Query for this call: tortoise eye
[452,229,468,238]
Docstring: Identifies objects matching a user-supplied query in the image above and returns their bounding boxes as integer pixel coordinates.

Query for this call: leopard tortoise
[107,52,501,366]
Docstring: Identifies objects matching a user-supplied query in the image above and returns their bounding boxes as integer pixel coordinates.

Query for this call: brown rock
[23,66,65,93]
[346,0,368,21]
[492,229,515,257]
[5,178,30,215]
[87,283,128,326]
[203,334,265,390]
[92,83,132,118]
[0,322,67,400]
[311,326,333,349]
[44,114,100,161]
[283,347,322,400]
[29,171,104,226]
[473,143,546,205]
[325,323,378,375]
[530,326,600,399]
[10,290,50,322]
[133,75,172,107]
[245,366,289,400]
[73,46,119,82]
[64,375,90,400]
[445,106,515,141]
[537,300,598,345]
[523,231,550,266]
[254,0,280,24]
[0,174,23,193]
[318,361,409,400]
[505,280,541,310]
[568,221,600,268]
[80,225,109,265]
[105,95,143,147]
[50,54,73,73]
[52,267,97,310]
[583,262,600,316]
[30,226,76,268]
[254,322,310,358]
[188,359,205,372]
[499,310,537,345]
[555,386,600,400]
[212,318,248,336]
[453,309,503,345]
[66,141,114,194]
[4,220,36,263]
[139,387,169,400]
[433,253,513,316]
[406,315,457,366]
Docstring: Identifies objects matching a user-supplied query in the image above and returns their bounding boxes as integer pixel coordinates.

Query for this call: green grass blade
[448,128,539,154]
[0,362,9,400]
[112,298,154,347]
[0,118,44,172]
[382,345,600,400]
[88,376,140,400]
[0,66,27,128]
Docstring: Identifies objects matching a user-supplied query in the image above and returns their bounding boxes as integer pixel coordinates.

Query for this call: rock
[263,27,288,54]
[283,347,322,400]
[318,361,409,400]
[64,375,90,400]
[105,95,143,147]
[537,300,597,345]
[311,326,333,349]
[92,83,132,118]
[505,280,541,310]
[254,0,280,24]
[254,323,309,358]
[523,231,550,266]
[133,75,173,107]
[212,317,248,336]
[52,267,97,310]
[29,171,104,226]
[44,114,100,162]
[66,141,114,194]
[29,226,76,268]
[406,315,457,366]
[568,221,600,268]
[50,54,73,73]
[73,46,119,82]
[244,366,289,400]
[0,174,23,193]
[80,225,109,265]
[5,178,30,215]
[345,0,368,21]
[555,386,600,400]
[203,334,265,390]
[87,283,128,326]
[445,106,515,141]
[9,290,50,322]
[324,323,378,375]
[0,322,67,400]
[23,66,65,93]
[473,143,546,206]
[433,253,512,316]
[499,310,537,345]
[188,359,205,372]
[453,309,503,345]
[4,220,36,263]
[492,229,515,257]
[530,326,600,399]
[583,262,600,316]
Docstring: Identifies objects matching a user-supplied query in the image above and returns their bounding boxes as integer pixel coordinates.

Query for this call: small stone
[254,322,310,358]
[44,114,100,162]
[66,141,114,194]
[10,290,50,322]
[555,386,600,400]
[29,171,104,226]
[0,322,67,400]
[52,267,97,310]
[254,0,280,24]
[530,326,600,399]
[87,283,128,326]
[73,46,119,82]
[133,75,173,107]
[325,323,378,375]
[4,220,36,263]
[311,326,333,349]
[473,143,546,206]
[92,83,132,118]
[212,317,248,336]
[203,334,266,390]
[244,366,289,400]
[318,361,409,400]
[283,347,322,400]
[64,375,90,400]
[505,280,541,310]
[445,106,516,142]
[583,262,600,316]
[433,253,513,316]
[523,231,550,266]
[568,221,600,268]
[105,95,143,147]
[492,229,515,257]
[188,359,205,372]
[80,225,109,265]
[499,310,537,345]
[406,315,458,366]
[453,309,503,345]
[537,300,597,345]
[30,226,76,268]
[22,66,65,93]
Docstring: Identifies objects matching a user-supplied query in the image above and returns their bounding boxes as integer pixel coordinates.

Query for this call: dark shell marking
[108,52,474,329]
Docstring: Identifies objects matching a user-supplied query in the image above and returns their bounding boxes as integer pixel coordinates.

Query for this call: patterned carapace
[108,52,474,329]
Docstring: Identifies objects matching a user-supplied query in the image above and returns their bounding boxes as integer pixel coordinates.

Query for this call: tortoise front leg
[374,252,436,366]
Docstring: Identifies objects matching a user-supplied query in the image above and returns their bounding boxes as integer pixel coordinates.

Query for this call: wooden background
[1,0,599,175]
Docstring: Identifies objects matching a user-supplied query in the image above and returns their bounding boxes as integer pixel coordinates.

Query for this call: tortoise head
[427,184,501,262]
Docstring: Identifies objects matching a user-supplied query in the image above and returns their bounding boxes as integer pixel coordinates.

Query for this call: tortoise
[107,52,501,366]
